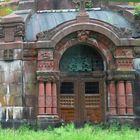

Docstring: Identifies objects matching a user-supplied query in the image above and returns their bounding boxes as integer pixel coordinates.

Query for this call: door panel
[59,77,104,123]
[84,81,103,123]
[59,80,76,122]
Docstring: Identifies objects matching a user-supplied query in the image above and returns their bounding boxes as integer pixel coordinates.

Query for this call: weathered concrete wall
[23,60,37,120]
[0,47,37,127]
[0,59,23,122]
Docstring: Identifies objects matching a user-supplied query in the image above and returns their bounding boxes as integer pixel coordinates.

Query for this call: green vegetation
[0,123,140,140]
[0,6,13,16]
[134,4,140,19]
[85,0,93,8]
[109,0,140,2]
[0,0,18,16]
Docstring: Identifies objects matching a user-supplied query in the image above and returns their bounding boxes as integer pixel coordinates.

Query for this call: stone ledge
[107,115,136,124]
[37,115,60,129]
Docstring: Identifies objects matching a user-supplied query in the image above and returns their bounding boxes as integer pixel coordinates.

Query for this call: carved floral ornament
[37,71,60,82]
[77,30,89,41]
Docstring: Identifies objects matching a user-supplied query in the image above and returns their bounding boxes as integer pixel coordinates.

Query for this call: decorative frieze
[38,50,53,60]
[37,71,59,82]
[107,70,135,81]
[116,59,133,71]
[115,48,133,58]
[38,61,54,71]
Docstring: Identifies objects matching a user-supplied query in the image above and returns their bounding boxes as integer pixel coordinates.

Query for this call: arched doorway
[59,44,106,124]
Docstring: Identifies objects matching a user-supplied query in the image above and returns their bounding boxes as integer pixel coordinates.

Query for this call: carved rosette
[14,23,25,37]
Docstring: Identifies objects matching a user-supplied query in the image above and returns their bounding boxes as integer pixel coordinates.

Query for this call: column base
[134,116,140,127]
[37,115,60,129]
[107,115,136,124]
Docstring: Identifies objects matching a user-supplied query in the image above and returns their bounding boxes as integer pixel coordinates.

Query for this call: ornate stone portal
[36,30,135,126]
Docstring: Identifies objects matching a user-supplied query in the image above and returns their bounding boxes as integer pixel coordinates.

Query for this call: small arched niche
[59,44,104,72]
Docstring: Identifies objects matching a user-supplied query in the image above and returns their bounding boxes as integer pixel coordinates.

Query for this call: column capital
[107,70,135,81]
[37,71,60,82]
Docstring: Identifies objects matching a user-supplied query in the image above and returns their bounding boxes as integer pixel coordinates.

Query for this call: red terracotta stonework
[126,81,133,115]
[46,82,52,114]
[108,81,117,115]
[117,81,126,115]
[38,61,54,71]
[52,83,57,114]
[34,14,137,125]
[38,82,45,114]
[38,50,53,61]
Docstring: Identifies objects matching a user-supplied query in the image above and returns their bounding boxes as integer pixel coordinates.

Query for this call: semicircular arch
[51,22,120,48]
[54,38,113,71]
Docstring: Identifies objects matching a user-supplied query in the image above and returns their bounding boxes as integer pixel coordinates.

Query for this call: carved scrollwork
[37,71,60,82]
[15,24,24,37]
[36,32,46,40]
[113,27,132,38]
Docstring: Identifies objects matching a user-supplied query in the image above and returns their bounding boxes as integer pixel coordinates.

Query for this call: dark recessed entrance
[59,44,105,124]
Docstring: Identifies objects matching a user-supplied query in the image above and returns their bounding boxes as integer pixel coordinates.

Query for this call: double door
[59,76,105,124]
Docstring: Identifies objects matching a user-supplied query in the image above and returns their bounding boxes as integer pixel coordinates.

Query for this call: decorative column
[108,81,117,115]
[52,82,58,115]
[38,81,45,114]
[117,81,126,115]
[45,82,53,114]
[126,81,133,115]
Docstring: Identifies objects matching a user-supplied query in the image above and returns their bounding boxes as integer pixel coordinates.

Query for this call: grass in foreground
[0,123,140,140]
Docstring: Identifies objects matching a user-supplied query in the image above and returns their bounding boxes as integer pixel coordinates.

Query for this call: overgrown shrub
[134,4,140,19]
[0,6,13,16]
